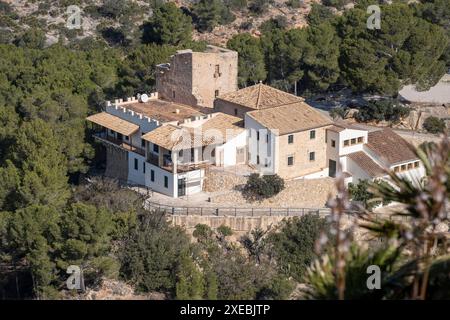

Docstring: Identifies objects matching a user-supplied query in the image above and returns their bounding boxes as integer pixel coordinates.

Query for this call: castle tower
[156,45,238,108]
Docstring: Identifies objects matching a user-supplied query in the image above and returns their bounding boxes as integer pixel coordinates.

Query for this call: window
[266,134,269,143]
[134,158,138,170]
[124,135,129,141]
[214,64,220,77]
[394,166,400,173]
[164,176,168,188]
[143,162,146,173]
[357,137,363,143]
[257,155,260,165]
[287,156,294,166]
[211,148,215,157]
[172,90,175,99]
[309,152,315,161]
[344,140,349,146]
[401,164,406,171]
[351,138,356,145]
[141,139,145,148]
[109,129,114,135]
[257,131,260,141]
[153,144,159,153]
[407,163,413,170]
[288,135,294,144]
[414,161,420,168]
[179,150,183,157]
[150,169,155,182]
[215,90,219,98]
[331,140,336,147]
[310,130,316,139]
[234,108,238,116]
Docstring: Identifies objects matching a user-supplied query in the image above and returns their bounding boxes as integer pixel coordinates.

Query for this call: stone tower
[156,45,238,108]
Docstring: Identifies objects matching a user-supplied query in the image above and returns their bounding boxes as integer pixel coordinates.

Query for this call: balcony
[147,152,209,173]
[93,132,145,156]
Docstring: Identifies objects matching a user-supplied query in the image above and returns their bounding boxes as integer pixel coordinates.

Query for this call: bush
[423,116,446,134]
[354,99,410,124]
[244,173,285,200]
[348,179,391,210]
[99,0,134,19]
[249,0,271,14]
[119,212,191,293]
[268,214,330,281]
[286,0,303,9]
[192,0,235,32]
[329,106,349,120]
[322,0,352,9]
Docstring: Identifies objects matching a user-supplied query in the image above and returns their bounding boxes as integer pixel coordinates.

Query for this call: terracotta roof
[331,120,370,131]
[367,129,418,165]
[217,83,304,110]
[123,99,204,122]
[247,101,333,135]
[348,151,386,177]
[327,125,346,133]
[193,113,244,138]
[86,112,139,136]
[142,113,244,150]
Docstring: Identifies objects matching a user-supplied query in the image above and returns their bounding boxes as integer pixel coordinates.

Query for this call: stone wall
[104,145,128,182]
[169,214,290,237]
[156,46,238,108]
[156,51,196,107]
[214,98,253,119]
[276,126,330,179]
[402,104,450,131]
[204,168,247,192]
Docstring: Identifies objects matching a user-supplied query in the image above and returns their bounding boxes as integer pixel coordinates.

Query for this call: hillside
[0,0,327,46]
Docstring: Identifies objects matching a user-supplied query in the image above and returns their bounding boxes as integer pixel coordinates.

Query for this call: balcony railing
[93,132,145,156]
[147,151,210,173]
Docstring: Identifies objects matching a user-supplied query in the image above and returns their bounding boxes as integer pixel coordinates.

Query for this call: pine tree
[143,2,193,46]
[227,34,267,86]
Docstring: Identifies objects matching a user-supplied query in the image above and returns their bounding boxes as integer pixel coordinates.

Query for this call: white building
[86,48,426,198]
[87,94,246,198]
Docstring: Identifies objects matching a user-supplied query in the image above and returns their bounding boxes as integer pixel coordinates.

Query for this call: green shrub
[354,99,410,124]
[244,173,285,199]
[423,116,446,134]
[268,214,330,281]
[322,0,352,9]
[348,179,392,210]
[286,0,303,9]
[249,0,271,14]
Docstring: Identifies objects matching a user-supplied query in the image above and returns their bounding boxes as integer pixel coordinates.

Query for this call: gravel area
[210,177,337,208]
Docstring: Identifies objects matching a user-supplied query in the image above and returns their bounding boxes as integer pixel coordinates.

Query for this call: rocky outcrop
[62,279,166,300]
[402,104,450,131]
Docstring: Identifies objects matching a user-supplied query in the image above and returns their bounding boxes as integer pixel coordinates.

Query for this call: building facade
[156,45,238,108]
[87,47,425,198]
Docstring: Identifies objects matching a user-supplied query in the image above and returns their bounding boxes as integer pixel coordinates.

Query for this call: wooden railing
[94,133,145,156]
[145,200,332,217]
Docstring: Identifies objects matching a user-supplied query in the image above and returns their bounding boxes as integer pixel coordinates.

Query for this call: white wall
[178,169,205,196]
[390,162,426,187]
[145,162,177,197]
[245,114,276,174]
[345,156,373,182]
[301,168,329,179]
[127,152,146,186]
[106,104,161,132]
[215,131,247,167]
[338,129,368,156]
